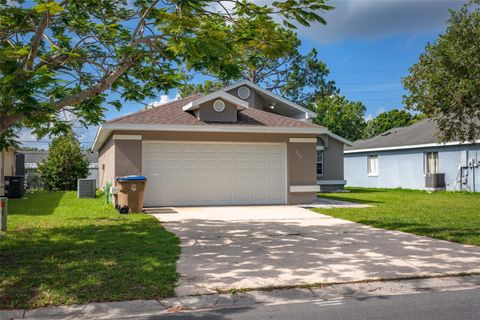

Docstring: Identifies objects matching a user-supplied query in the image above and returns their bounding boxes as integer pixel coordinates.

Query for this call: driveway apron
[151,206,480,296]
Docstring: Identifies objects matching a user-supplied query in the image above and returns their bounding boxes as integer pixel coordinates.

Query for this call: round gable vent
[213,99,226,112]
[237,86,251,100]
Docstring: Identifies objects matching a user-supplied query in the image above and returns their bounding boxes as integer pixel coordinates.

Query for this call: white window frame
[367,155,378,176]
[424,151,439,174]
[316,146,324,177]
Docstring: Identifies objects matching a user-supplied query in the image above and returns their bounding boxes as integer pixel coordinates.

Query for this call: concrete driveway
[151,206,480,296]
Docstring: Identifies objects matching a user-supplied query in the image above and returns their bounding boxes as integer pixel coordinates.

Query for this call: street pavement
[156,288,480,320]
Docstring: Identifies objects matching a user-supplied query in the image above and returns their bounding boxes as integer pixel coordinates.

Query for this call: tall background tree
[403,0,480,142]
[363,108,415,139]
[313,95,366,142]
[37,134,89,190]
[0,0,331,149]
[179,27,337,106]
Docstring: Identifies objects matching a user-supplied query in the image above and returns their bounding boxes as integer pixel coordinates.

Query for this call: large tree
[313,94,366,142]
[363,108,414,139]
[403,0,480,142]
[179,28,337,105]
[0,0,331,149]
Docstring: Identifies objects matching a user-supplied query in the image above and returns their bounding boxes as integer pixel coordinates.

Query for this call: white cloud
[297,0,465,44]
[375,107,386,115]
[147,94,178,108]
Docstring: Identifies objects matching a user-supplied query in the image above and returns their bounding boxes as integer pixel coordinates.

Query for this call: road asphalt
[156,288,480,320]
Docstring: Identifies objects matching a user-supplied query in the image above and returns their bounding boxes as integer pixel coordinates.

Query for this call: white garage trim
[113,134,142,140]
[289,138,317,143]
[142,140,288,206]
[317,180,347,185]
[290,185,320,193]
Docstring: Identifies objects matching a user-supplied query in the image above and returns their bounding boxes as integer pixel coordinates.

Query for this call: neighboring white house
[344,119,480,192]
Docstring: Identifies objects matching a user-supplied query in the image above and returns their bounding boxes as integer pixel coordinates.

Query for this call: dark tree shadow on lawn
[343,188,389,194]
[318,194,382,204]
[0,218,180,309]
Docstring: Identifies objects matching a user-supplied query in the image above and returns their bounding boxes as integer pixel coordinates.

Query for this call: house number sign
[295,149,303,160]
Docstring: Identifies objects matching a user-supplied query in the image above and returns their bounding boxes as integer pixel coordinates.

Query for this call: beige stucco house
[0,148,15,196]
[92,80,351,206]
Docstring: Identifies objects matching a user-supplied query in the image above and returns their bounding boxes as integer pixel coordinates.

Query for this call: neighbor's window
[367,155,378,176]
[316,149,324,176]
[424,152,439,174]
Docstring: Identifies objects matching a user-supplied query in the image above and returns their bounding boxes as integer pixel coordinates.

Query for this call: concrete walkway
[151,206,480,296]
[298,197,372,209]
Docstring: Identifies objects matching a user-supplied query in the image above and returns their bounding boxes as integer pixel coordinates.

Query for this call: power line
[342,89,405,94]
[335,80,401,86]
[330,69,408,74]
[356,98,403,102]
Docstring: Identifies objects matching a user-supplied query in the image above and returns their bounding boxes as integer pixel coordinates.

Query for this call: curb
[2,275,480,320]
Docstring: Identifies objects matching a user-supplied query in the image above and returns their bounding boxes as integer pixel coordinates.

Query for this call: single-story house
[21,150,99,188]
[345,119,480,192]
[0,148,15,196]
[92,80,351,206]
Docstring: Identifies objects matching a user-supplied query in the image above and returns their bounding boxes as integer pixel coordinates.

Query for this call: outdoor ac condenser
[425,173,446,188]
[77,179,96,198]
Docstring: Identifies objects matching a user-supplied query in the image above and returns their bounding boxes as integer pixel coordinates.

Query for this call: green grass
[0,191,180,309]
[314,188,480,246]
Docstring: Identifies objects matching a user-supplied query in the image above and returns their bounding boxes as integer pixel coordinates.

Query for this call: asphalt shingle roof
[21,151,98,164]
[347,119,440,151]
[107,95,322,129]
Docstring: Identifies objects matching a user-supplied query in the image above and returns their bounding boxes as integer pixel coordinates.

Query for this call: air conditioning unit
[77,179,96,198]
[425,173,446,189]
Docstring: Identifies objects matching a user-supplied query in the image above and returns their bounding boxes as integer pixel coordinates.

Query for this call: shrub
[38,136,89,191]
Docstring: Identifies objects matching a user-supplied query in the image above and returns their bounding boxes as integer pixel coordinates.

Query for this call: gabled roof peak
[182,91,249,111]
[222,80,317,119]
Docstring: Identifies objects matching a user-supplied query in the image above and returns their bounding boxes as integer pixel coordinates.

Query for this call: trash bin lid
[116,175,147,181]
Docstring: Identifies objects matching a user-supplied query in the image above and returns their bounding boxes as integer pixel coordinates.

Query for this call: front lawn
[0,191,180,309]
[315,188,480,246]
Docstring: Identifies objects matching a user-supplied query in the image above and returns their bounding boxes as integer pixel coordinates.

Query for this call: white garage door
[142,141,287,206]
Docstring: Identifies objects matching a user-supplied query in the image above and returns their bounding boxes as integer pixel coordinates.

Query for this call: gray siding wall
[198,99,237,122]
[345,144,480,191]
[318,136,344,182]
[226,86,265,110]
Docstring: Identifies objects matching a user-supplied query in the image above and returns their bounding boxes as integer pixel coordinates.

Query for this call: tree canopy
[313,95,366,142]
[37,134,89,191]
[179,28,337,106]
[0,0,331,149]
[403,0,480,142]
[363,109,414,139]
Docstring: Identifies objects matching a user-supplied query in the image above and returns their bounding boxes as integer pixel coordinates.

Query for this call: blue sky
[20,0,466,148]
[312,34,433,120]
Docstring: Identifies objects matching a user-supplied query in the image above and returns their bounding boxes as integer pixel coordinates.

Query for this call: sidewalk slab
[0,300,166,320]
